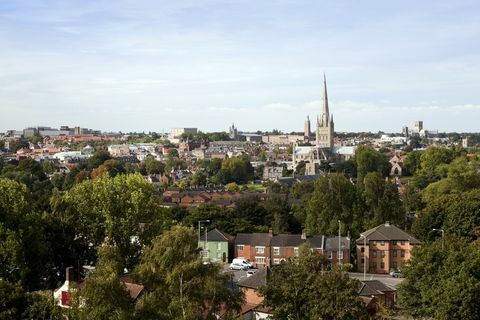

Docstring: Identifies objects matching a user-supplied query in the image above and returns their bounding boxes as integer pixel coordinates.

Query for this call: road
[349,272,404,289]
[223,265,404,290]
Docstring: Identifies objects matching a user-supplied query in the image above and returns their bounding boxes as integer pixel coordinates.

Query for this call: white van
[232,258,252,269]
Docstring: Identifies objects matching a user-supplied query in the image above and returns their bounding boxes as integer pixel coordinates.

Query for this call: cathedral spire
[322,73,329,121]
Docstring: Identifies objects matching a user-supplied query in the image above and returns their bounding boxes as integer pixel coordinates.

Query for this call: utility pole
[361,234,367,280]
[338,220,342,266]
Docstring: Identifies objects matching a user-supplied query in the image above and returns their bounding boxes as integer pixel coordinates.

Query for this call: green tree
[306,173,358,236]
[355,146,389,180]
[399,237,480,320]
[403,150,422,175]
[144,156,165,175]
[260,245,367,320]
[55,174,171,269]
[87,150,112,169]
[134,226,243,319]
[71,243,133,320]
[215,156,254,184]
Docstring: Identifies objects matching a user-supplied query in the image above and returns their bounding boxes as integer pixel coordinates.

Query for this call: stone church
[292,75,355,175]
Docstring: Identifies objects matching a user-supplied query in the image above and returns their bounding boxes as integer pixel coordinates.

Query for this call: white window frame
[337,250,344,260]
[255,256,265,264]
[273,247,280,256]
[294,247,299,257]
[255,246,265,254]
[273,258,280,265]
[237,245,244,251]
[217,242,222,251]
[201,250,209,258]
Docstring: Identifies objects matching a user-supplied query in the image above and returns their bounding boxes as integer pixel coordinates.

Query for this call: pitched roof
[357,223,421,244]
[235,233,272,246]
[270,234,304,247]
[358,280,395,296]
[238,267,271,289]
[324,236,350,251]
[206,228,234,242]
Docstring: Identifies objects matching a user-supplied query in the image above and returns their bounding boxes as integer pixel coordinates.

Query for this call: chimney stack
[268,229,273,237]
[385,221,390,227]
[65,267,74,283]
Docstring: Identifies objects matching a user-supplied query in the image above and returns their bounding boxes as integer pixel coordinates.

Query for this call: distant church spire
[316,73,334,149]
[322,73,329,122]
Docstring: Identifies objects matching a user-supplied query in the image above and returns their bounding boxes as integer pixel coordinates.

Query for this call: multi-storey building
[356,222,421,274]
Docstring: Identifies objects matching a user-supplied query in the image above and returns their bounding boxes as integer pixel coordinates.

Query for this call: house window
[392,250,397,257]
[401,250,405,257]
[372,241,377,245]
[237,245,244,251]
[217,242,222,250]
[372,250,377,258]
[381,241,385,246]
[361,258,365,264]
[273,258,280,265]
[392,240,397,245]
[294,247,299,257]
[371,262,377,269]
[327,251,332,259]
[201,250,209,258]
[273,247,280,256]
[392,261,397,269]
[255,257,265,264]
[380,251,385,258]
[400,240,405,245]
[380,262,385,269]
[255,246,265,254]
[337,250,343,260]
[361,247,365,253]
[216,252,221,259]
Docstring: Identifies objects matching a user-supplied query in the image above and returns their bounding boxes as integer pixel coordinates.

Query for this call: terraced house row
[201,222,421,274]
[199,228,351,268]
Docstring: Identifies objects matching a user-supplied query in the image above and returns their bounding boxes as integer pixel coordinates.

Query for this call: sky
[0,0,479,133]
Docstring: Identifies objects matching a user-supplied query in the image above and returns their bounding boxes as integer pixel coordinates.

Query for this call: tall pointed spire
[322,73,329,122]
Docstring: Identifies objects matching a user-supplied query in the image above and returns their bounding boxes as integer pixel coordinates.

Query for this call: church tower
[304,116,311,140]
[316,74,334,149]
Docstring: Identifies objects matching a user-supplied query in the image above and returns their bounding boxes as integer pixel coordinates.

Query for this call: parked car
[246,269,258,277]
[230,262,248,270]
[390,270,403,278]
[232,258,252,269]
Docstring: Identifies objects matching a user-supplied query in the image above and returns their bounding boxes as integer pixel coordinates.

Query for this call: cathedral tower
[316,74,334,149]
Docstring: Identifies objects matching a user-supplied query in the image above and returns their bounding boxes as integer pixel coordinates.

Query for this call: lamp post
[432,228,445,250]
[198,220,210,248]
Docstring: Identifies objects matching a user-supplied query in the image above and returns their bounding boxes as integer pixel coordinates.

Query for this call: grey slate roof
[206,228,234,242]
[235,233,272,246]
[238,267,271,289]
[324,236,350,251]
[269,234,325,249]
[358,280,396,296]
[357,223,421,245]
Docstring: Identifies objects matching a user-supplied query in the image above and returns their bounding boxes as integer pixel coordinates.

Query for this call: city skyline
[1,0,479,132]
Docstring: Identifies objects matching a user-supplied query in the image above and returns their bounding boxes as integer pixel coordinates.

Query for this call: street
[349,272,404,289]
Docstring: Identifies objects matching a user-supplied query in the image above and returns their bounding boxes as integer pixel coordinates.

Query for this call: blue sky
[0,0,479,133]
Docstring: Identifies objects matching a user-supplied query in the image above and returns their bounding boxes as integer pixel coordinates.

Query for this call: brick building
[356,222,421,274]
